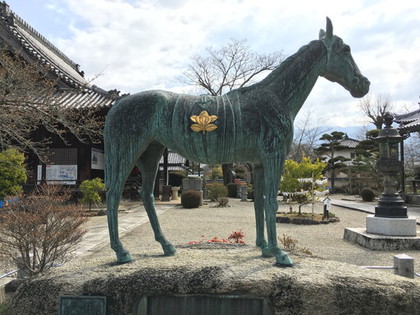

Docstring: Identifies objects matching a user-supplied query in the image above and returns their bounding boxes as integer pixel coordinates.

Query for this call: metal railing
[0,269,18,280]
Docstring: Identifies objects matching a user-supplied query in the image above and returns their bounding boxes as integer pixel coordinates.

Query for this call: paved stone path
[71,202,176,259]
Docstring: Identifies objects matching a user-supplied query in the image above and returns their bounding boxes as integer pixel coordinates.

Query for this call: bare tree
[289,110,329,162]
[404,133,420,175]
[181,39,284,96]
[0,185,87,276]
[0,47,104,158]
[358,94,394,130]
[180,39,285,183]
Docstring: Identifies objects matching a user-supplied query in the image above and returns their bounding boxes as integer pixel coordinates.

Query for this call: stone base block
[8,250,420,315]
[366,215,417,236]
[344,227,420,250]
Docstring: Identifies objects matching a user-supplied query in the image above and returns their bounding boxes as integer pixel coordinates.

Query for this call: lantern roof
[377,113,402,141]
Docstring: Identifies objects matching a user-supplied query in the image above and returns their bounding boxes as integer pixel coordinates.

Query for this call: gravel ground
[2,198,419,281]
[82,199,420,275]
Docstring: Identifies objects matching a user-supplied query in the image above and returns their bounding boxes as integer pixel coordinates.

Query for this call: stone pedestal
[343,228,420,250]
[160,185,172,202]
[171,187,180,201]
[366,215,417,236]
[182,178,202,191]
[182,178,203,205]
[8,251,420,315]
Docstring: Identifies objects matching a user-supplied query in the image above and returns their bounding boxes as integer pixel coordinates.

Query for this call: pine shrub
[168,171,187,187]
[181,190,201,208]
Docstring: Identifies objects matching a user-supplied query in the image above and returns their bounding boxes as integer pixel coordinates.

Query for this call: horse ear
[319,29,326,40]
[326,17,333,39]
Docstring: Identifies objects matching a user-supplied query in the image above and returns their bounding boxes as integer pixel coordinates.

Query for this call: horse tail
[104,98,126,193]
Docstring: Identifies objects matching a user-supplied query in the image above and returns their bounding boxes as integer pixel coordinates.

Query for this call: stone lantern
[374,112,407,218]
[366,112,417,236]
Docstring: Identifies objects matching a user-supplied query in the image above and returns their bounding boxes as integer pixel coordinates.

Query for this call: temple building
[0,1,119,188]
[0,1,190,196]
[395,108,420,135]
[395,105,420,198]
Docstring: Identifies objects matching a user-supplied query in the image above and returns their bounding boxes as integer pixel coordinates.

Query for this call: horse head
[319,17,370,97]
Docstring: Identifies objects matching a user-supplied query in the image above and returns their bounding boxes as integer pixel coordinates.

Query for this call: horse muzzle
[350,75,370,98]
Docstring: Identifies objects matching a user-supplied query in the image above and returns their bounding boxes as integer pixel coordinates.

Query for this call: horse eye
[342,45,351,54]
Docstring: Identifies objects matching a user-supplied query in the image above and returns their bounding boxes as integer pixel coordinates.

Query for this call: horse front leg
[262,158,293,267]
[253,165,268,252]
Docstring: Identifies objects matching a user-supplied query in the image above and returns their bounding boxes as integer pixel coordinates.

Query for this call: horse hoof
[163,244,176,256]
[117,251,132,264]
[275,254,294,268]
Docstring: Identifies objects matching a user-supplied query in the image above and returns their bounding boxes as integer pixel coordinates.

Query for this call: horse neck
[263,40,327,119]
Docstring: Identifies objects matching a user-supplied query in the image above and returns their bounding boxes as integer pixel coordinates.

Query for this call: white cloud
[18,0,420,127]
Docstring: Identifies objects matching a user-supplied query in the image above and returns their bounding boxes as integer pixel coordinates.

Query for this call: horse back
[105,89,294,164]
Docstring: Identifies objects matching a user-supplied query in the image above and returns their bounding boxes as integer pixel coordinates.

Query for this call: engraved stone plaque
[135,295,272,315]
[60,295,106,315]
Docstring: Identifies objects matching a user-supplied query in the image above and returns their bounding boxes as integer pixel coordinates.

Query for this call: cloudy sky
[9,0,420,130]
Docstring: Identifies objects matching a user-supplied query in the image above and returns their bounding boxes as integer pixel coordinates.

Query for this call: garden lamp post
[374,112,407,218]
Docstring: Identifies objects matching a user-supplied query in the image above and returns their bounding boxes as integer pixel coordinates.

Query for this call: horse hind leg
[107,184,132,263]
[105,146,138,263]
[138,142,176,256]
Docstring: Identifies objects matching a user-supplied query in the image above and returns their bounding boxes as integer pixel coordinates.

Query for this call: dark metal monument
[104,17,369,266]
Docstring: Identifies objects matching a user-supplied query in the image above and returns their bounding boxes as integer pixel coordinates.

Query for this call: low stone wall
[7,246,420,315]
[405,194,420,205]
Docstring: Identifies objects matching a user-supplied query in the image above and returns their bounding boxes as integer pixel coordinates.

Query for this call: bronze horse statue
[104,18,369,266]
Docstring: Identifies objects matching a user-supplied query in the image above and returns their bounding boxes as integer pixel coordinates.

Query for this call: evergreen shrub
[0,149,27,200]
[361,187,375,202]
[181,190,201,208]
[80,178,106,211]
[168,171,187,187]
[207,183,228,201]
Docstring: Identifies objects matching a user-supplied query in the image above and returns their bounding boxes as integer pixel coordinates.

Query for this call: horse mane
[262,39,326,85]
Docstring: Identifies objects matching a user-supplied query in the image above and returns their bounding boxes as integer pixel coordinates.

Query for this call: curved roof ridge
[394,108,420,122]
[12,11,79,72]
[0,2,87,88]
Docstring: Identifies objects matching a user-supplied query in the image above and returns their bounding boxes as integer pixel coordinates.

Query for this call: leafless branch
[179,38,285,96]
[358,94,393,129]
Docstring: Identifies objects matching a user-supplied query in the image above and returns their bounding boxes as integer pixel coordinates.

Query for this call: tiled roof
[51,86,119,109]
[0,2,119,108]
[159,151,187,165]
[159,151,188,171]
[394,108,420,134]
[338,137,359,149]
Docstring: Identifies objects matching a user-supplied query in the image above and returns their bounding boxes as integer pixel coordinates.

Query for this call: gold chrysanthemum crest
[190,111,218,134]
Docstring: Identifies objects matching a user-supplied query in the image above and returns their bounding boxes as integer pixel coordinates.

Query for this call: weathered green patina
[104,18,369,266]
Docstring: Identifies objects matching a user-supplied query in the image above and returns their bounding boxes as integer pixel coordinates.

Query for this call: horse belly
[163,131,239,164]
